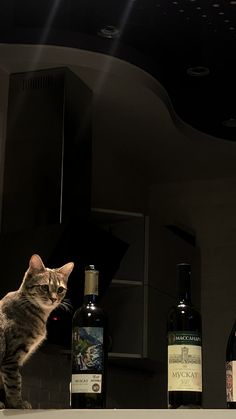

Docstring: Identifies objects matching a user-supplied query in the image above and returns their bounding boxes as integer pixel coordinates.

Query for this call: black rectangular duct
[1,67,92,233]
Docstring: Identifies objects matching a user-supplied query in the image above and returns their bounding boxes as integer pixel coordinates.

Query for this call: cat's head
[20,254,74,311]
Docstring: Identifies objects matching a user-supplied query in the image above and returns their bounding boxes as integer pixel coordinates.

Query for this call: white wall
[1,54,235,408]
[91,86,148,213]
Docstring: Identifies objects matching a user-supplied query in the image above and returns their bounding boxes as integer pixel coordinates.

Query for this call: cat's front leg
[0,372,6,408]
[1,363,31,409]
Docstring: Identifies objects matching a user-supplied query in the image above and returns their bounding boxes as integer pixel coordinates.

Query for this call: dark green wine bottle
[167,263,202,408]
[226,319,236,408]
[71,265,108,408]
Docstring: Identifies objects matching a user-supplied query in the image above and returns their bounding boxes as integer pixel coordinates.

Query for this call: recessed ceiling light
[186,66,210,77]
[222,118,236,128]
[97,25,120,39]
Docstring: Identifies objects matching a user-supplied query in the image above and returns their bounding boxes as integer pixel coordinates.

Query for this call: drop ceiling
[1,43,236,188]
[0,0,236,141]
[0,2,236,187]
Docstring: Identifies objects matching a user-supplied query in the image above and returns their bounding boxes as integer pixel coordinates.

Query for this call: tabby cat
[0,254,74,409]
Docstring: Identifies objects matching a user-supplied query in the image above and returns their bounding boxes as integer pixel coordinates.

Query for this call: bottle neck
[177,263,192,304]
[84,265,99,303]
[84,294,98,305]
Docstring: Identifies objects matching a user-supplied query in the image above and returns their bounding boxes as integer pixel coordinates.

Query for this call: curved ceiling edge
[0,42,230,148]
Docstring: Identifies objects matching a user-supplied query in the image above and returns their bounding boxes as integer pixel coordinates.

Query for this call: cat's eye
[41,285,49,292]
[57,286,65,294]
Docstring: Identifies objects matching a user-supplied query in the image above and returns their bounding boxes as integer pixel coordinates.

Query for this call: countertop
[0,410,235,419]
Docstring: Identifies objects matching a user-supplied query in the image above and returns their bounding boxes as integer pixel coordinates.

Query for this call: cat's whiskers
[59,299,72,312]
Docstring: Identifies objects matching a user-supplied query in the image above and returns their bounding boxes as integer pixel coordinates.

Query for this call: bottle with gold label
[167,263,202,408]
[71,265,108,408]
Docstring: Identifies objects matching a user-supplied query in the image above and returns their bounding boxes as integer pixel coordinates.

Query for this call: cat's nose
[50,297,57,304]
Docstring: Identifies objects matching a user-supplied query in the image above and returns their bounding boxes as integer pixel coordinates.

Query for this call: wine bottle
[71,265,108,408]
[167,263,202,408]
[226,319,236,408]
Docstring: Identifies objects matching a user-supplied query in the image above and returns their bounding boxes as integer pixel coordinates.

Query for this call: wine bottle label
[168,331,202,392]
[226,361,236,402]
[71,326,104,394]
[71,373,102,394]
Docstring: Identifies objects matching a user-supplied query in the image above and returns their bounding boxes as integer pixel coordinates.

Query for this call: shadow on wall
[22,343,71,409]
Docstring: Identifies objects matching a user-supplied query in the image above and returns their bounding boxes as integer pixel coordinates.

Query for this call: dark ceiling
[0,0,236,141]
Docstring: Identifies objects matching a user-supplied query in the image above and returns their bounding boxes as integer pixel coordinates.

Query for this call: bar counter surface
[0,410,234,419]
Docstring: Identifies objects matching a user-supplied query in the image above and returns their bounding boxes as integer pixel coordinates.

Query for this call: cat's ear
[58,262,74,279]
[28,254,46,274]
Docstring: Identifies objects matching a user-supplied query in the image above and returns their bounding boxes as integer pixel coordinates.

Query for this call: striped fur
[0,254,74,409]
